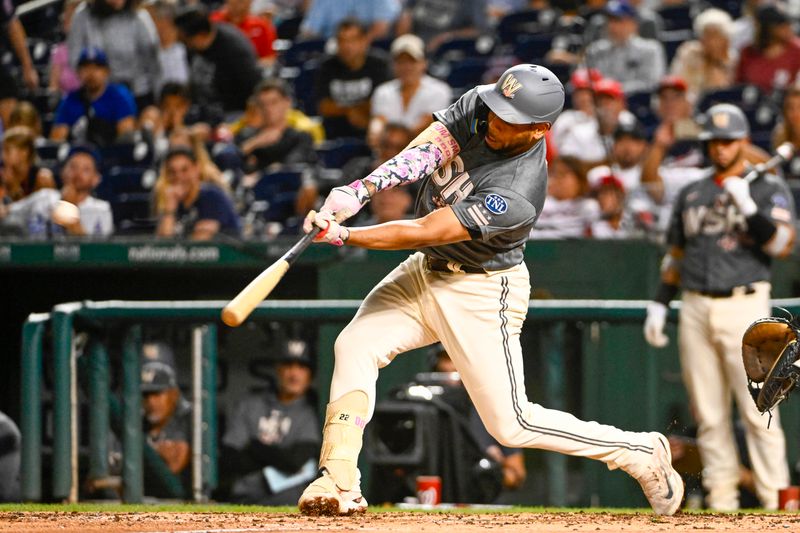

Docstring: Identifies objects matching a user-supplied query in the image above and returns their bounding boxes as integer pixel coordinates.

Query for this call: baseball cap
[595,174,625,192]
[757,4,790,27]
[67,143,102,168]
[658,75,688,94]
[587,165,625,192]
[593,78,624,99]
[78,47,109,67]
[606,0,637,19]
[275,338,313,367]
[390,34,425,61]
[613,117,647,140]
[141,361,178,393]
[570,68,602,91]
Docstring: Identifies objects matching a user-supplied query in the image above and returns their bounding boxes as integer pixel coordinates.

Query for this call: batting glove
[303,210,350,246]
[722,177,758,217]
[320,181,371,223]
[644,301,669,348]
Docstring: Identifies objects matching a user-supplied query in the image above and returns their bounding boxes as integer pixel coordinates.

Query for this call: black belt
[693,284,756,298]
[426,256,485,274]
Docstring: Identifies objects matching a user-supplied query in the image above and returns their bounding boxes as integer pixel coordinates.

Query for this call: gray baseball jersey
[416,88,549,271]
[667,170,796,292]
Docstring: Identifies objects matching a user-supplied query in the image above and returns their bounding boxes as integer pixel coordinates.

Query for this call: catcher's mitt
[742,317,800,414]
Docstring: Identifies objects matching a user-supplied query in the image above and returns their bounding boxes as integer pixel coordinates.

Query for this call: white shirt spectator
[553,110,637,164]
[529,197,599,239]
[550,109,595,154]
[4,189,113,238]
[159,42,189,88]
[371,74,452,131]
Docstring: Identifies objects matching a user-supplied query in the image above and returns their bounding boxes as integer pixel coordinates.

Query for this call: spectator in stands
[50,47,137,146]
[67,0,160,110]
[732,0,769,52]
[299,0,400,40]
[314,18,391,139]
[584,0,666,93]
[772,85,800,180]
[154,145,241,240]
[0,145,113,238]
[358,187,414,226]
[736,4,800,94]
[174,5,262,115]
[341,122,413,184]
[396,0,488,54]
[550,68,602,157]
[670,8,737,99]
[7,102,43,139]
[555,78,634,165]
[0,0,39,128]
[1,127,55,203]
[145,0,190,89]
[237,79,318,171]
[606,117,649,194]
[368,34,451,145]
[0,411,20,502]
[211,0,277,66]
[236,79,319,216]
[142,360,191,476]
[588,171,640,239]
[229,93,325,145]
[529,155,598,239]
[219,338,320,505]
[48,0,83,96]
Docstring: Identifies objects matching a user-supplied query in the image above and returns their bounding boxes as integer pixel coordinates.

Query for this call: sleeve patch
[484,194,508,214]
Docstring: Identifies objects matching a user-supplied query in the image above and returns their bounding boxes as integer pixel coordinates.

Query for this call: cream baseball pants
[679,282,789,510]
[330,253,658,472]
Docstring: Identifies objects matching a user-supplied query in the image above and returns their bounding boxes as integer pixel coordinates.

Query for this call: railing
[20,298,800,505]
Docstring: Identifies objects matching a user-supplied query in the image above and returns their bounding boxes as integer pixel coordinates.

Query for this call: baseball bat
[744,142,795,183]
[221,227,321,327]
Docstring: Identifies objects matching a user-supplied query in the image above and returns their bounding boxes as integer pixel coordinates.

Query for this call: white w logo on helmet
[501,74,523,99]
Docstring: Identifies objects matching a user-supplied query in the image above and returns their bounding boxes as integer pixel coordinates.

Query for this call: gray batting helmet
[476,64,565,126]
[697,103,750,141]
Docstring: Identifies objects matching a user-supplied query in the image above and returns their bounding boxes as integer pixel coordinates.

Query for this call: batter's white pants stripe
[497,277,654,455]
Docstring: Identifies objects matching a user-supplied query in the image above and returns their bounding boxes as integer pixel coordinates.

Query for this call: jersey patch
[485,193,508,214]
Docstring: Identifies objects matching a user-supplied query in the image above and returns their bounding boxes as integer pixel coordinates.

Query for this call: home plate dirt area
[1,510,800,533]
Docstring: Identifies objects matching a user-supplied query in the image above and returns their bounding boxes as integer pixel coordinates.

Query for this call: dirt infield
[0,511,799,533]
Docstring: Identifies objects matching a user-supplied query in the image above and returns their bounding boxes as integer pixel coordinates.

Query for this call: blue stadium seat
[512,33,555,63]
[284,59,320,115]
[704,0,742,20]
[281,38,326,68]
[315,138,371,169]
[252,169,303,222]
[111,192,154,233]
[433,37,494,63]
[537,61,571,85]
[445,58,489,91]
[661,30,693,64]
[95,166,153,202]
[99,141,154,170]
[276,15,303,40]
[698,85,762,111]
[35,140,70,166]
[497,9,552,45]
[657,4,693,32]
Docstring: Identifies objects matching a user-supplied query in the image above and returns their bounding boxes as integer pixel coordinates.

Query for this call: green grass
[0,503,778,515]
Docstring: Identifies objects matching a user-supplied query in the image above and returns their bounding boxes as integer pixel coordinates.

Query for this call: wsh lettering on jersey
[682,203,747,238]
[431,156,474,207]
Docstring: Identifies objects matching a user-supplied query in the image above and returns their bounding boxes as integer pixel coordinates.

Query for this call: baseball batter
[644,103,796,510]
[299,64,683,516]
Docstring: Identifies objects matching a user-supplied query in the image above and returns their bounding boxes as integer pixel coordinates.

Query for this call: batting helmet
[476,64,565,126]
[697,103,750,141]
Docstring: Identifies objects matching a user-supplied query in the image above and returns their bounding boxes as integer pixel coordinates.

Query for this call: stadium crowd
[2,0,800,242]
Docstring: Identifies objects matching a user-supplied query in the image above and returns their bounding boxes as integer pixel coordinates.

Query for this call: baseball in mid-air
[51,200,80,226]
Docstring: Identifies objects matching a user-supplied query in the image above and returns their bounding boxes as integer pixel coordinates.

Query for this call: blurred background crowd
[2,0,800,243]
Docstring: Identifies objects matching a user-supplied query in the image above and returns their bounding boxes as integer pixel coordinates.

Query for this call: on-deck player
[299,64,683,516]
[643,103,796,510]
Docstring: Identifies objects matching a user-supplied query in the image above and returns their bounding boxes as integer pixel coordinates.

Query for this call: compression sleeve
[355,141,446,200]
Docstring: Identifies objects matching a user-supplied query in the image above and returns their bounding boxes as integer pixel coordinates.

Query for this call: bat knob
[221,307,244,327]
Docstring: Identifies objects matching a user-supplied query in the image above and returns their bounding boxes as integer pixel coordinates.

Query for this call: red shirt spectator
[735,5,800,93]
[211,0,276,61]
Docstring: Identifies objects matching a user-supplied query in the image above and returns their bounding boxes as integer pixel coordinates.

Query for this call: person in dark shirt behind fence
[219,338,320,505]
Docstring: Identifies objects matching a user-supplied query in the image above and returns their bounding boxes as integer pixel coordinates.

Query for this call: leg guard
[319,390,369,491]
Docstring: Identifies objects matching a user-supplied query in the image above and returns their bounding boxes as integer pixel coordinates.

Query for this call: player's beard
[712,146,745,173]
[484,135,542,156]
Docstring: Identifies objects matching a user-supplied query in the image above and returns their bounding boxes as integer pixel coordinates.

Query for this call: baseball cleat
[298,469,368,516]
[633,433,684,516]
